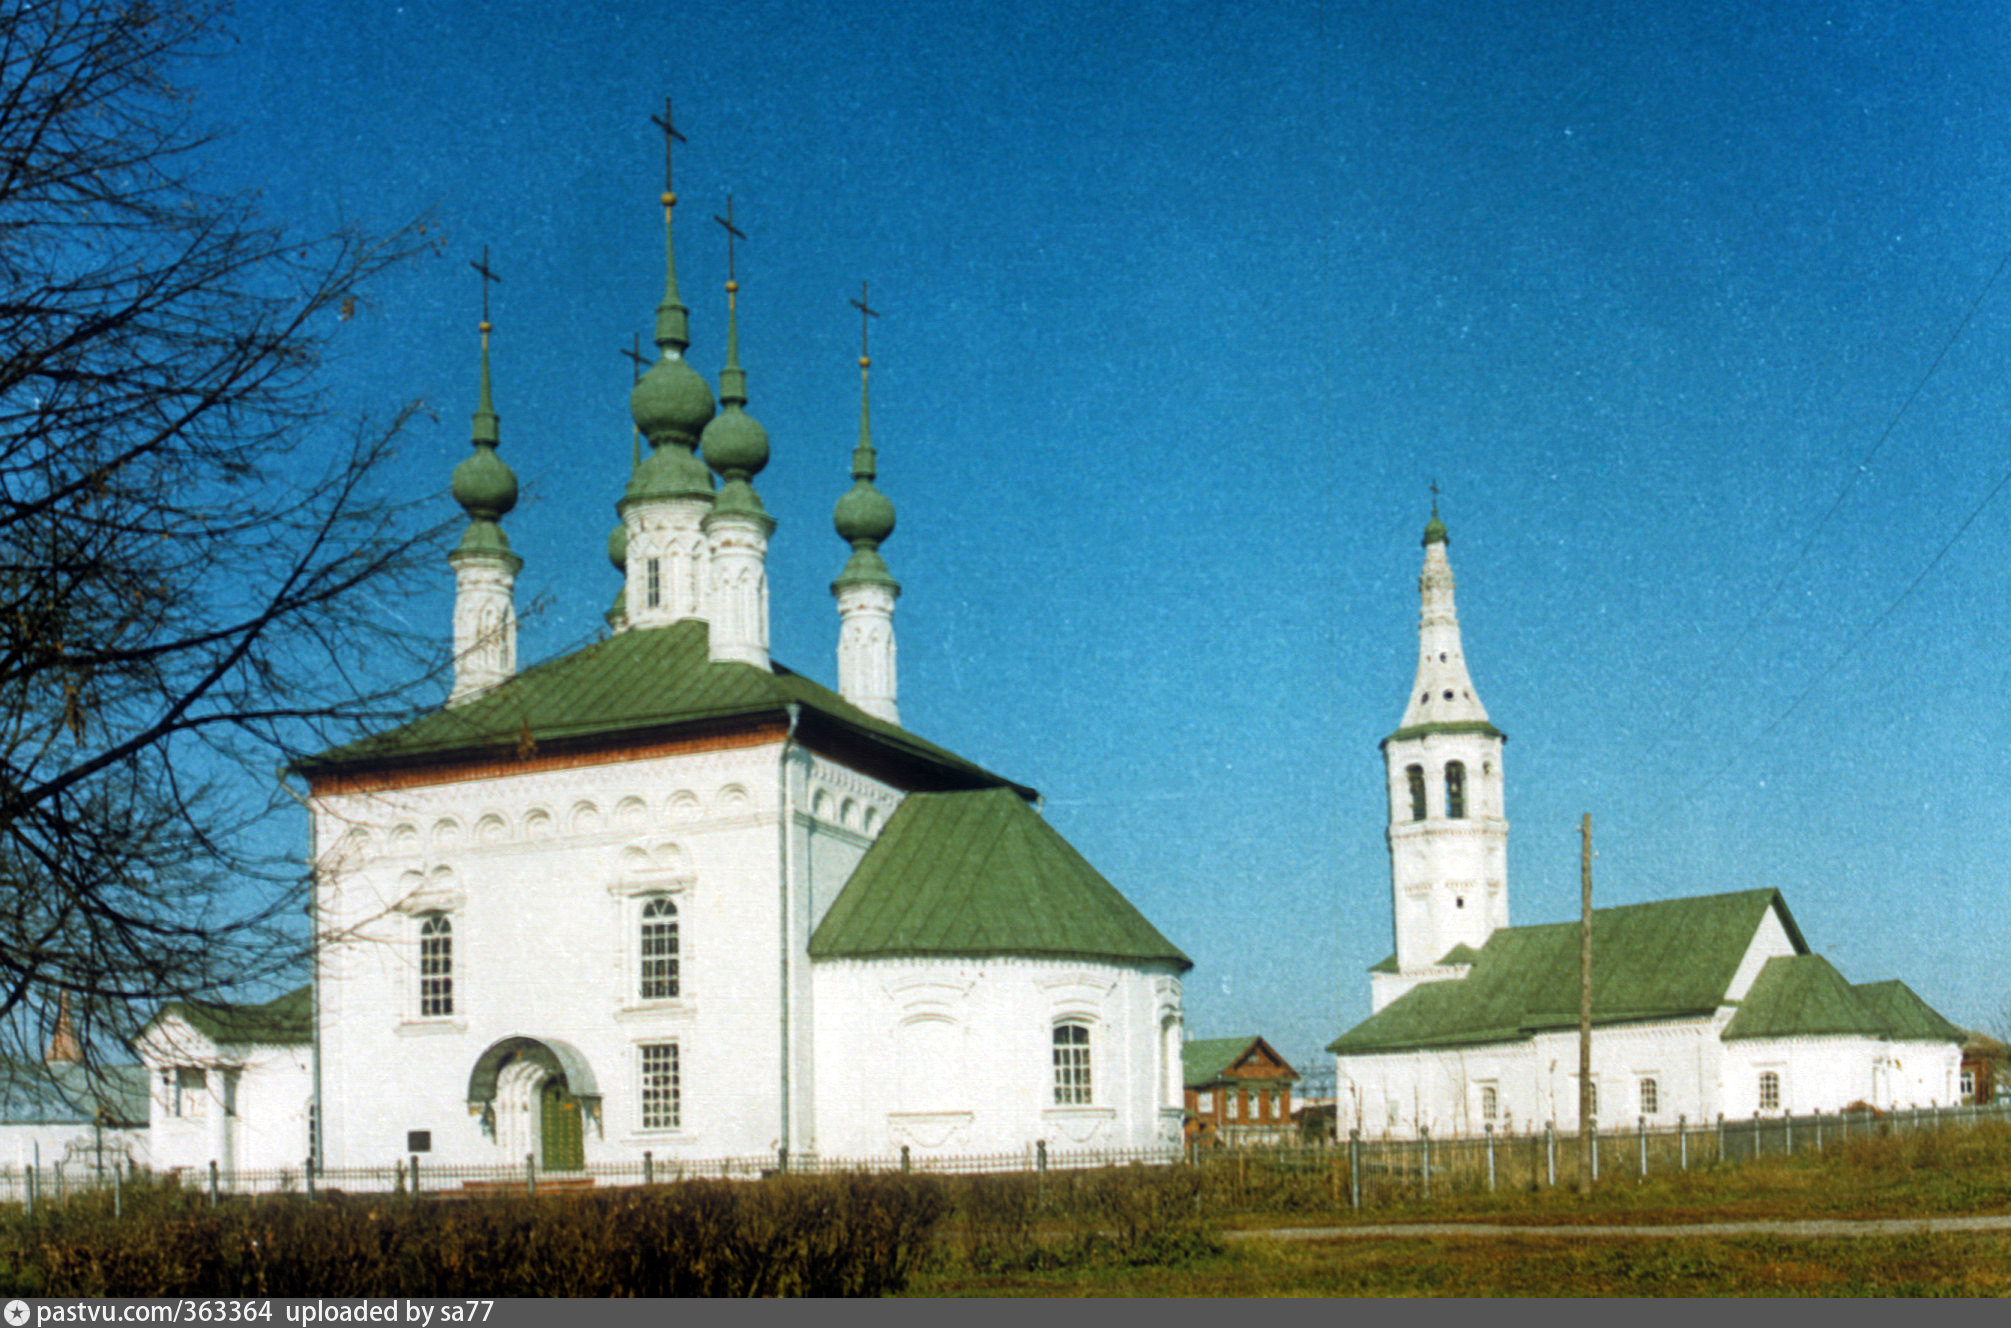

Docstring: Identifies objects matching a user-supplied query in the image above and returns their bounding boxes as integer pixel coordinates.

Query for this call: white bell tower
[1372,503,1508,1012]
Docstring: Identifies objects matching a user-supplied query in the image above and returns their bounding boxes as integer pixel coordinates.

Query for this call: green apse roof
[1720,955,1890,1040]
[1182,1036,1299,1089]
[1331,890,1804,1055]
[1721,962,1965,1043]
[155,986,313,1047]
[1849,979,1966,1044]
[298,620,1027,796]
[808,787,1190,969]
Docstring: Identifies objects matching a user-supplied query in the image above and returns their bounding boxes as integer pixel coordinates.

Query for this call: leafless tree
[0,0,445,1066]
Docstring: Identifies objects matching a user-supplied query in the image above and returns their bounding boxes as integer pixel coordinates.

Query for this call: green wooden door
[539,1078,584,1171]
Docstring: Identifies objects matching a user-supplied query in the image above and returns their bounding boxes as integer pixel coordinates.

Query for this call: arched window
[1759,1070,1781,1113]
[1052,1021,1092,1106]
[1640,1077,1660,1117]
[419,913,453,1018]
[1445,762,1466,819]
[646,557,662,609]
[640,897,679,1000]
[1405,765,1426,821]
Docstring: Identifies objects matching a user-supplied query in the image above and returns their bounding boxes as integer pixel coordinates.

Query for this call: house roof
[1331,889,1803,1055]
[295,620,1031,797]
[153,986,313,1047]
[807,787,1190,969]
[0,1061,147,1127]
[1182,1036,1300,1089]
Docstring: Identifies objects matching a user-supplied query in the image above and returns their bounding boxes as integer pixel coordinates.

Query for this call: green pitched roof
[807,788,1190,969]
[1331,890,1799,1055]
[1182,1036,1299,1089]
[297,620,1026,796]
[1721,955,1890,1041]
[1853,980,1966,1044]
[1438,944,1482,966]
[155,986,313,1047]
[1368,953,1399,975]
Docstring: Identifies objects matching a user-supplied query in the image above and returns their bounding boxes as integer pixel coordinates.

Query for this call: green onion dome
[452,443,517,523]
[607,520,628,569]
[629,354,716,452]
[834,474,895,545]
[1422,509,1448,546]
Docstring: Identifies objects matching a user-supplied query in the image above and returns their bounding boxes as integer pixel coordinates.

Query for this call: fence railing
[8,1100,2007,1214]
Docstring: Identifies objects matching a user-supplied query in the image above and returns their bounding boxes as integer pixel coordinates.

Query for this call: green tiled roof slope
[299,620,1018,793]
[1853,979,1966,1043]
[1331,890,1797,1055]
[808,788,1190,969]
[1721,955,1888,1040]
[158,986,313,1046]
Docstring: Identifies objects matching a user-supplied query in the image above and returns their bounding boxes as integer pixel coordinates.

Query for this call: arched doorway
[467,1036,602,1167]
[538,1078,584,1170]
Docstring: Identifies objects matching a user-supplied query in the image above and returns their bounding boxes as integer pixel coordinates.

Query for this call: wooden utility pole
[1578,813,1594,1193]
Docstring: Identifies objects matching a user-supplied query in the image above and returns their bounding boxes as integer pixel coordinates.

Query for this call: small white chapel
[136,126,1190,1178]
[1329,509,1964,1138]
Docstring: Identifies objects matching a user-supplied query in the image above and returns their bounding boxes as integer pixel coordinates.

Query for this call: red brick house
[1182,1036,1299,1144]
[1962,1031,2005,1104]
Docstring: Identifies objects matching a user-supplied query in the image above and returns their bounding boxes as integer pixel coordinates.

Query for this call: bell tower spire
[1373,495,1508,1012]
[446,246,521,707]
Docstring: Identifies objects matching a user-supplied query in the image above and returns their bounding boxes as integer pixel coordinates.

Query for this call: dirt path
[1233,1213,2011,1241]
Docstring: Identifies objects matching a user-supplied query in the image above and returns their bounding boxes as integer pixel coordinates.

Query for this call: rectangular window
[1229,1092,1241,1120]
[1480,1084,1498,1122]
[641,1043,680,1130]
[640,897,680,1000]
[1197,1091,1212,1113]
[406,1130,432,1154]
[1759,1070,1781,1113]
[646,557,662,609]
[1052,1023,1092,1106]
[1962,1069,1976,1101]
[1639,1076,1660,1117]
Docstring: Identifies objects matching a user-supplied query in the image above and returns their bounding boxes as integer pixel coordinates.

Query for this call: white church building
[141,142,1189,1178]
[1330,510,1963,1138]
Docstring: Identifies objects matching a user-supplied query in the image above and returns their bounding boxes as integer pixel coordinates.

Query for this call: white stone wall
[1381,726,1508,991]
[811,956,1185,1158]
[313,742,796,1170]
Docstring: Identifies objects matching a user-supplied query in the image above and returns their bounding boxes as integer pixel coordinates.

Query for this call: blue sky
[195,0,2011,1070]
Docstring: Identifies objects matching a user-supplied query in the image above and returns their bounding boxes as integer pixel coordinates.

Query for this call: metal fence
[7,1101,2008,1215]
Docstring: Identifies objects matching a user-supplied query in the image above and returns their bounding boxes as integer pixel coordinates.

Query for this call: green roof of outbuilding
[1331,890,1801,1055]
[155,986,313,1047]
[1720,955,1889,1041]
[1183,1037,1257,1088]
[1368,953,1399,974]
[1182,1036,1300,1089]
[0,1062,147,1127]
[808,787,1190,969]
[298,620,1026,796]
